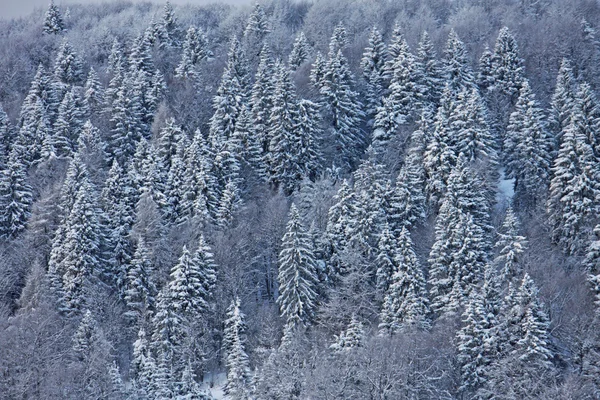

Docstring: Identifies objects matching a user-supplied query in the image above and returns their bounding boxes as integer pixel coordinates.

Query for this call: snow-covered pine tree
[324,179,356,277]
[277,204,320,328]
[586,225,600,314]
[223,297,251,400]
[296,99,322,181]
[491,27,525,104]
[379,227,429,334]
[547,120,600,255]
[485,273,554,398]
[0,148,34,239]
[453,88,498,166]
[320,47,365,167]
[156,0,181,48]
[456,265,503,398]
[310,51,327,91]
[478,45,495,93]
[152,287,186,372]
[423,85,456,206]
[59,179,103,316]
[415,30,444,108]
[73,309,97,361]
[495,207,528,282]
[288,32,311,70]
[175,27,211,79]
[504,79,554,207]
[107,81,143,164]
[124,237,157,323]
[329,22,348,54]
[330,314,364,351]
[375,223,398,297]
[215,179,240,228]
[375,34,419,135]
[54,39,84,89]
[361,26,386,123]
[83,67,104,116]
[266,62,306,193]
[43,0,64,34]
[443,29,476,94]
[428,163,490,316]
[52,86,85,157]
[244,2,270,51]
[549,58,578,143]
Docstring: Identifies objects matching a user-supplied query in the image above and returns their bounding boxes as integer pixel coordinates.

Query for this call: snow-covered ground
[201,372,227,399]
[496,167,515,208]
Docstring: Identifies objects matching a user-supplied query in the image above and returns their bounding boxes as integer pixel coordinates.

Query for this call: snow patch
[496,167,515,207]
[200,372,227,399]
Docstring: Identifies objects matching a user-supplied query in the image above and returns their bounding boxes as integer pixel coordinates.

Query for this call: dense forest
[2,0,600,398]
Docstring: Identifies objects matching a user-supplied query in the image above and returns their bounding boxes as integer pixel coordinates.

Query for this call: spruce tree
[223,297,251,400]
[360,26,386,122]
[277,204,319,328]
[330,314,364,351]
[549,58,578,142]
[320,48,365,167]
[83,67,104,115]
[586,225,600,313]
[266,63,307,193]
[547,120,600,255]
[491,27,525,103]
[495,207,528,282]
[215,179,240,228]
[124,237,157,323]
[175,27,211,79]
[0,148,34,239]
[73,309,97,360]
[54,39,84,88]
[288,32,311,70]
[376,34,419,134]
[478,45,495,92]
[379,227,429,334]
[243,2,270,48]
[415,30,444,107]
[504,80,554,207]
[58,178,103,315]
[444,29,476,93]
[43,0,64,34]
[52,86,85,157]
[375,223,398,297]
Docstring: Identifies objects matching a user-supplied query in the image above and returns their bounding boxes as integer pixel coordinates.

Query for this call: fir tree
[124,237,157,323]
[456,266,503,398]
[244,2,270,47]
[586,225,600,313]
[478,45,495,92]
[83,67,104,114]
[310,51,327,91]
[214,179,240,228]
[547,121,600,255]
[175,27,211,79]
[491,27,525,103]
[52,86,85,157]
[360,26,386,122]
[504,80,554,207]
[376,34,419,133]
[443,29,476,93]
[549,58,578,142]
[54,39,84,88]
[415,30,444,107]
[495,207,528,282]
[375,223,398,296]
[223,297,251,400]
[329,22,347,54]
[43,0,64,34]
[379,227,429,334]
[288,32,311,70]
[277,204,319,328]
[0,148,34,239]
[60,179,103,315]
[152,287,185,368]
[266,63,304,193]
[73,309,97,360]
[330,314,364,351]
[320,48,364,167]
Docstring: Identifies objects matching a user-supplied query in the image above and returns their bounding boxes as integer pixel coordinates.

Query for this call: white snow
[496,167,515,207]
[201,372,227,399]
